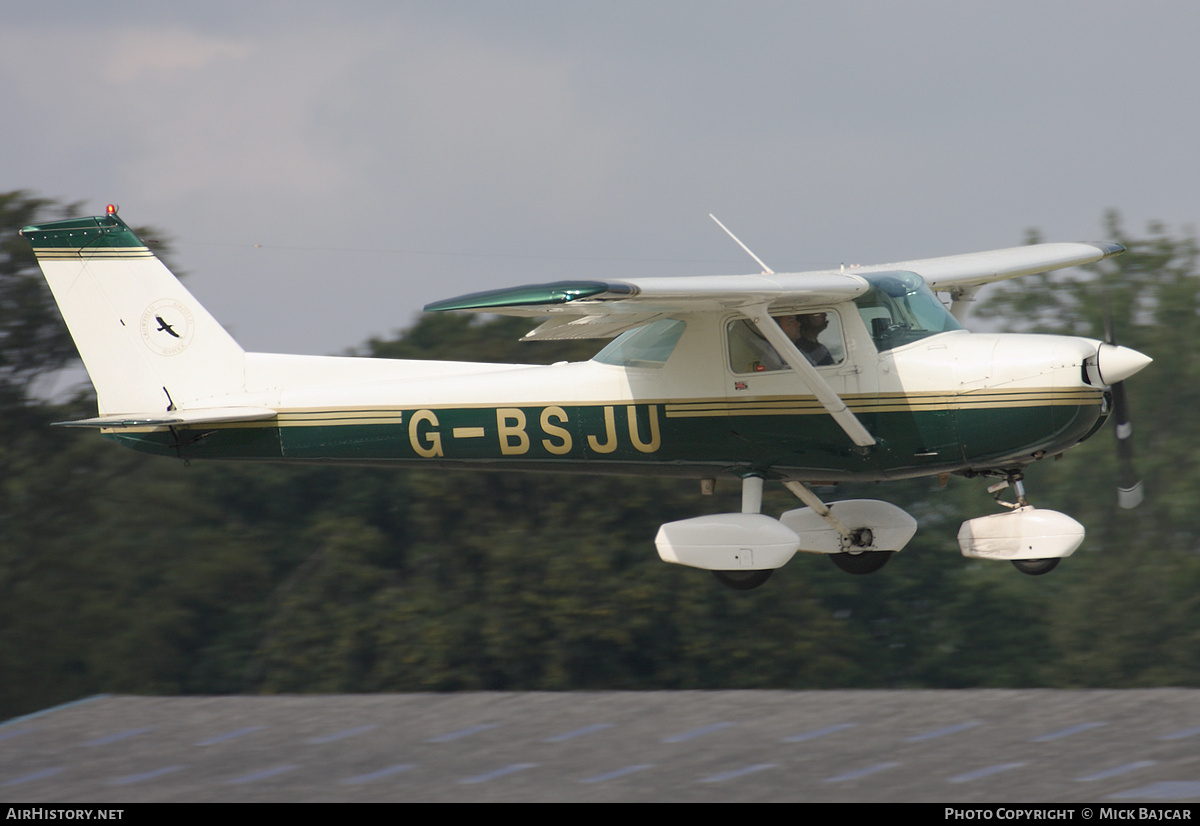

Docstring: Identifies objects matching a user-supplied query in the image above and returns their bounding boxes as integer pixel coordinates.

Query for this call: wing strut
[746,306,876,448]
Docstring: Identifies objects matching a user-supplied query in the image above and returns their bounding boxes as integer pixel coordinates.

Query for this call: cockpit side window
[853,271,962,352]
[727,311,845,374]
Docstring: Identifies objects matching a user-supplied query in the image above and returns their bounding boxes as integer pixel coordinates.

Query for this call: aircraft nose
[1094,343,1152,386]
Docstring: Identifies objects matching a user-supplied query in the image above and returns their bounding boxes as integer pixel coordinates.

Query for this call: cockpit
[589,270,961,374]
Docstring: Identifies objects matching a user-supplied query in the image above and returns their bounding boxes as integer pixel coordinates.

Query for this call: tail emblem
[140,299,195,356]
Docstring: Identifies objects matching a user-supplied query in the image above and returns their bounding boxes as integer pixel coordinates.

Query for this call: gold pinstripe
[32,247,155,260]
[104,387,1101,434]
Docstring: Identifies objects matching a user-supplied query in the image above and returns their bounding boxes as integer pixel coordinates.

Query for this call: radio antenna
[709,214,774,274]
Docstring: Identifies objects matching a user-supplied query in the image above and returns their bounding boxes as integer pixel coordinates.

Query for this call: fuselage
[110,309,1109,483]
[22,211,1129,485]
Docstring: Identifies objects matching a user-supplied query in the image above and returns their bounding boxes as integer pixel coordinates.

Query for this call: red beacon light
[106,204,118,216]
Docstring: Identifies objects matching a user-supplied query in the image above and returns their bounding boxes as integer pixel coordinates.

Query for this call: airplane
[20,206,1151,590]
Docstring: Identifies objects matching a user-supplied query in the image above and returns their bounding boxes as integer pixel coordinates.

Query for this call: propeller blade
[1104,312,1144,509]
[1112,379,1144,509]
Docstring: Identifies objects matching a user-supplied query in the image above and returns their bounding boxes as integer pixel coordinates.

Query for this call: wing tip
[1090,241,1126,258]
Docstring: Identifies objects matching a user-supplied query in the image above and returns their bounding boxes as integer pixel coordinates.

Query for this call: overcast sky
[4,1,1198,356]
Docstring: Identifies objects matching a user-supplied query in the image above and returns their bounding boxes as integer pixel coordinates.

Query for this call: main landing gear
[703,478,902,588]
[664,477,916,590]
[780,481,905,577]
[829,549,892,575]
[708,475,786,591]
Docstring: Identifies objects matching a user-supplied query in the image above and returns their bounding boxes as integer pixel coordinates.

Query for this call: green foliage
[978,216,1200,686]
[0,192,82,407]
[2,196,1198,721]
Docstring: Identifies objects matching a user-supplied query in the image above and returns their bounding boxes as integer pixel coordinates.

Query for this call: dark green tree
[0,192,83,408]
[976,216,1200,687]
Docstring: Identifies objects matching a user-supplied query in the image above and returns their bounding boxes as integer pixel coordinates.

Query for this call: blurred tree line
[1,192,1197,720]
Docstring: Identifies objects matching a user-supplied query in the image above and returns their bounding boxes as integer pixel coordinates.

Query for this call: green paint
[105,397,1105,481]
[20,213,145,250]
[424,281,637,312]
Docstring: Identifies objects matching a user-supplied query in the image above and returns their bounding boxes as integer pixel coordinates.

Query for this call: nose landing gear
[958,472,1084,576]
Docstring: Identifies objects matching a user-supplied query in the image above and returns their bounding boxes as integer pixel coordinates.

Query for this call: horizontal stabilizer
[54,406,278,429]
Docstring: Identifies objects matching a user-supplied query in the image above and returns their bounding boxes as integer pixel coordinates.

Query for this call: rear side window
[593,319,687,368]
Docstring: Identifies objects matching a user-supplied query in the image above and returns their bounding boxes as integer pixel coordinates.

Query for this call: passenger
[736,313,837,372]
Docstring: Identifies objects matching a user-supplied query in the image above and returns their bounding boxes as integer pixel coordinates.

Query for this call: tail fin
[21,209,245,416]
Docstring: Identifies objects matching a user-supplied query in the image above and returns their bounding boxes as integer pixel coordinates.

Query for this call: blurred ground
[2,690,1199,802]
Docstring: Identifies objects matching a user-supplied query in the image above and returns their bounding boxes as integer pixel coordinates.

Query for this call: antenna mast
[709,214,774,274]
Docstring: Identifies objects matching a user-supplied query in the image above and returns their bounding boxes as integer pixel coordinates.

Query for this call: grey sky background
[4,1,1198,356]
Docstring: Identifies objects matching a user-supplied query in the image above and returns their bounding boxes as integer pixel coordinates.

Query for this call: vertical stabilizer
[21,210,245,415]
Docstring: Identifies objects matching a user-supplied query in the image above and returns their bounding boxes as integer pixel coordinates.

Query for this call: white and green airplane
[21,207,1151,589]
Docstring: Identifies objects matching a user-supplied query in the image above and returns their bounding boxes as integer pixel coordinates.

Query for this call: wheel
[829,550,892,575]
[712,569,773,590]
[1012,557,1060,576]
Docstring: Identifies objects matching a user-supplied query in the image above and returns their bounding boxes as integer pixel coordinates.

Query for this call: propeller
[1104,313,1144,509]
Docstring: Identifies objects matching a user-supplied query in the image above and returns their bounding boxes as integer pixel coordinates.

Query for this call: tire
[712,569,773,590]
[829,550,892,575]
[1012,557,1060,576]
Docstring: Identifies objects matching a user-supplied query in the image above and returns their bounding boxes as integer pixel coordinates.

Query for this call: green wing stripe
[425,280,638,312]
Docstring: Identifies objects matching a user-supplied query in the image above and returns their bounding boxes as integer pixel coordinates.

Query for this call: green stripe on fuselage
[105,390,1104,479]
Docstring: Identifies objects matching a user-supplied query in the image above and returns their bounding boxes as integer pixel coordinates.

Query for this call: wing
[425,273,872,340]
[865,241,1125,294]
[424,242,1124,339]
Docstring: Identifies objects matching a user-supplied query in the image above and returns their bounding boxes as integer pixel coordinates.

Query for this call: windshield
[593,319,686,368]
[853,271,962,351]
